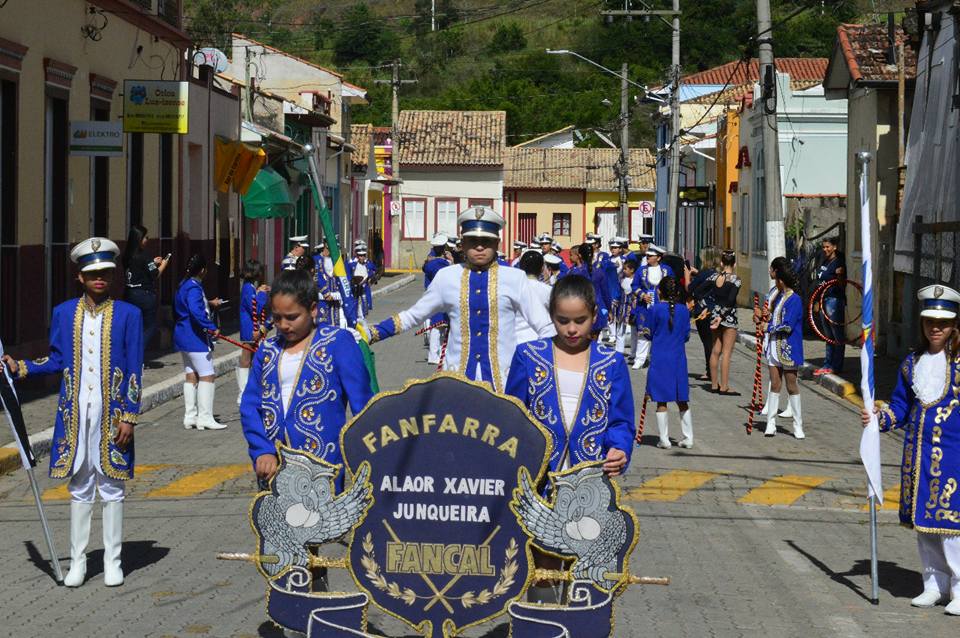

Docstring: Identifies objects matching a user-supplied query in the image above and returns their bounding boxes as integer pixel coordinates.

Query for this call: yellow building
[0,0,189,354]
[715,108,741,250]
[503,148,655,250]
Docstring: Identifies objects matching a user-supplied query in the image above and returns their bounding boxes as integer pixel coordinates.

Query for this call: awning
[242,166,295,219]
[214,136,266,195]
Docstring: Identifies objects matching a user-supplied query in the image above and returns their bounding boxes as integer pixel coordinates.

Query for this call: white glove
[346,327,363,343]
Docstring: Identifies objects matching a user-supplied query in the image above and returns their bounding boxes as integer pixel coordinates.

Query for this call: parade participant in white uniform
[616,258,638,355]
[4,238,142,587]
[544,253,562,285]
[539,234,569,277]
[515,251,552,344]
[174,254,226,430]
[510,241,527,266]
[368,206,555,390]
[630,245,674,370]
[280,235,309,270]
[865,284,960,615]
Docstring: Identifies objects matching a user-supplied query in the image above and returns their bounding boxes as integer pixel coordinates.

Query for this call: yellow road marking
[41,464,171,501]
[861,484,901,511]
[739,474,830,506]
[627,470,721,502]
[144,464,250,499]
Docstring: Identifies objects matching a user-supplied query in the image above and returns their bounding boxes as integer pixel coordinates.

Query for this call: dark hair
[270,268,318,311]
[769,256,788,273]
[772,260,798,290]
[295,255,315,273]
[916,317,960,357]
[720,250,736,267]
[577,244,594,274]
[518,251,544,277]
[241,259,263,284]
[658,276,681,330]
[823,236,839,247]
[185,254,206,278]
[622,258,638,272]
[549,274,596,316]
[122,224,148,268]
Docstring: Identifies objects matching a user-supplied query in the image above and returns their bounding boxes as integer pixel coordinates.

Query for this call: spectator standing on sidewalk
[122,224,169,351]
[704,250,742,395]
[815,237,846,376]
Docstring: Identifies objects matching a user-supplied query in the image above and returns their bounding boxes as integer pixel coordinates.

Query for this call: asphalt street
[0,278,952,637]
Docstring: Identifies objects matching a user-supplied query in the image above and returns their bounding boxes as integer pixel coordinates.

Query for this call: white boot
[615,325,627,354]
[236,367,249,406]
[182,383,198,429]
[760,382,771,415]
[789,394,804,439]
[764,393,779,437]
[911,589,946,608]
[778,390,795,418]
[195,381,226,430]
[656,412,671,449]
[679,410,693,448]
[102,501,124,586]
[63,501,93,587]
[633,339,650,370]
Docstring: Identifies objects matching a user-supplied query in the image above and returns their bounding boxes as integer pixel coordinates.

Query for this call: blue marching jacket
[878,353,960,533]
[766,289,804,368]
[643,301,690,403]
[16,298,143,480]
[173,278,217,352]
[631,263,675,334]
[240,326,374,484]
[504,339,635,473]
[422,257,451,326]
[239,281,270,342]
[347,258,374,315]
[567,265,611,332]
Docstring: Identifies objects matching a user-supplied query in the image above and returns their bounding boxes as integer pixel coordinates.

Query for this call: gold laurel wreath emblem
[359,533,519,609]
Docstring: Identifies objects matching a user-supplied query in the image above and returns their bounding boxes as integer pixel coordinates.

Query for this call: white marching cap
[645,244,665,256]
[289,234,310,247]
[457,206,504,239]
[513,240,527,250]
[430,233,449,247]
[919,284,960,319]
[71,237,120,272]
[544,253,562,266]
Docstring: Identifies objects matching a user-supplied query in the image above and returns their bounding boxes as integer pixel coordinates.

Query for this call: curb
[0,274,416,476]
[736,331,862,408]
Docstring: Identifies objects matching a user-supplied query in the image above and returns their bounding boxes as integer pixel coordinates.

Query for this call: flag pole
[0,365,63,582]
[856,151,880,605]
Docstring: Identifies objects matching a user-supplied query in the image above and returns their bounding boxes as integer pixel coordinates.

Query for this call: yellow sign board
[123,80,188,134]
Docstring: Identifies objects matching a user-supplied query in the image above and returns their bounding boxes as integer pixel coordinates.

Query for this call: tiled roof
[835,23,917,83]
[350,124,372,168]
[684,78,822,105]
[681,58,829,85]
[396,110,506,166]
[504,147,656,191]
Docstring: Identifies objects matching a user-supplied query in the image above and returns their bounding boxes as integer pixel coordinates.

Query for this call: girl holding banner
[864,284,960,615]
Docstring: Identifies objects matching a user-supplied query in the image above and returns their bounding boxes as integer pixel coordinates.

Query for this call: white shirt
[391,263,556,390]
[74,304,105,473]
[279,350,304,414]
[914,350,947,405]
[557,367,585,471]
[515,277,553,344]
[647,265,664,287]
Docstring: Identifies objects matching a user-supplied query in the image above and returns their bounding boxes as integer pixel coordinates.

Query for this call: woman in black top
[699,250,741,394]
[122,224,169,350]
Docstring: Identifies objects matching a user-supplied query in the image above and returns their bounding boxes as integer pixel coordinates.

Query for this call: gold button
[475,354,481,359]
[88,384,93,390]
[476,331,481,337]
[475,289,481,294]
[89,331,94,336]
[476,310,481,315]
[88,367,94,372]
[87,349,93,354]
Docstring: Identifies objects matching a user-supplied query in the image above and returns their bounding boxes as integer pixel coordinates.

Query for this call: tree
[333,2,398,66]
[488,23,527,54]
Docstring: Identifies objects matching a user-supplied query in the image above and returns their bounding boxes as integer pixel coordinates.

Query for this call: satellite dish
[195,48,228,73]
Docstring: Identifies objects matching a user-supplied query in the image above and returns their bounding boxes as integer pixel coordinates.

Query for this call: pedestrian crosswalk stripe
[143,464,250,499]
[739,474,831,506]
[626,470,721,502]
[861,485,901,511]
[40,464,171,501]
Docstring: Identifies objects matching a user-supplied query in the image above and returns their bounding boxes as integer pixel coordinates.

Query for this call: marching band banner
[222,374,655,637]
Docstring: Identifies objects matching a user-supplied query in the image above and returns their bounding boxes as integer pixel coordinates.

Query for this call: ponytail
[658,275,680,331]
[668,301,675,331]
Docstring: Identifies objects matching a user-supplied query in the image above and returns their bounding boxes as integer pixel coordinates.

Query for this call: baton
[206,330,257,354]
[216,551,348,570]
[532,568,669,586]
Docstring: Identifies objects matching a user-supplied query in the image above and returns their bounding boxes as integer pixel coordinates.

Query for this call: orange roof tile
[835,23,917,83]
[350,124,372,168]
[504,147,656,191]
[396,110,506,166]
[682,58,829,86]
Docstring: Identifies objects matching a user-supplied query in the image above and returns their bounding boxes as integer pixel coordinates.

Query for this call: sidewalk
[733,307,900,408]
[0,273,415,475]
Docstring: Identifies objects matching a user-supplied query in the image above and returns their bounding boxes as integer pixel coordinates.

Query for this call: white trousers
[68,406,124,503]
[918,532,960,597]
[634,338,651,365]
[428,327,443,363]
[181,351,214,377]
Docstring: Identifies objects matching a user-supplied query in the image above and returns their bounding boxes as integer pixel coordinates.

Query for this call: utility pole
[374,59,417,177]
[603,1,681,250]
[757,0,785,264]
[243,47,253,121]
[432,0,436,31]
[618,62,630,237]
[666,0,681,253]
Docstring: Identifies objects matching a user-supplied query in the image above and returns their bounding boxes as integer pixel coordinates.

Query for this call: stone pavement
[0,278,953,638]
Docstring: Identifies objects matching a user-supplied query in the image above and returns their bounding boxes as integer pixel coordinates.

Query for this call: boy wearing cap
[281,235,310,270]
[3,238,142,587]
[348,244,374,318]
[865,284,960,614]
[629,245,674,369]
[510,241,527,267]
[368,206,555,390]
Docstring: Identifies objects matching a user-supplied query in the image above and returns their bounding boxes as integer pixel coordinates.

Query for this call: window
[518,213,537,242]
[468,198,494,209]
[552,213,571,237]
[402,198,426,239]
[91,104,110,236]
[45,95,70,311]
[739,194,750,254]
[435,199,458,237]
[752,175,766,252]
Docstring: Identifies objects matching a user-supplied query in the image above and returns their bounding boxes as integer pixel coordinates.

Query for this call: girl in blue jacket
[762,261,805,439]
[644,276,693,449]
[237,259,270,405]
[240,269,373,489]
[174,254,225,430]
